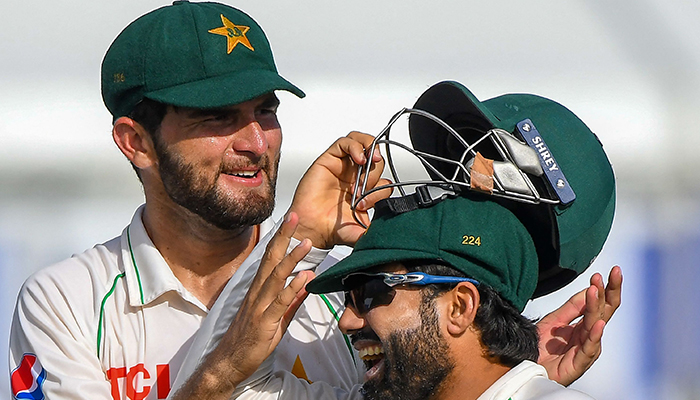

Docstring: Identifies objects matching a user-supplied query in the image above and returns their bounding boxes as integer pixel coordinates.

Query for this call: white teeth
[232,171,257,177]
[358,345,384,360]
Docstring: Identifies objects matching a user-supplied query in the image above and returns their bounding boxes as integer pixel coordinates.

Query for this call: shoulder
[493,361,595,400]
[10,234,126,360]
[17,235,124,318]
[511,372,595,400]
[519,378,595,400]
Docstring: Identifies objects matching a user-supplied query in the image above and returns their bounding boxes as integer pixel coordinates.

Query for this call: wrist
[170,354,240,400]
[291,220,331,249]
[208,353,240,391]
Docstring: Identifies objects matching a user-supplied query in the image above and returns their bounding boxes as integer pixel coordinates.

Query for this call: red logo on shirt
[11,354,46,400]
[107,364,171,400]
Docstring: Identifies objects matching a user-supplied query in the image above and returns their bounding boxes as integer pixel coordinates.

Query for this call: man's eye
[259,107,277,116]
[203,114,232,123]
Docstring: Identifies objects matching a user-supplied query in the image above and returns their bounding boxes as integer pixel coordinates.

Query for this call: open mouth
[228,169,260,178]
[358,344,385,380]
[221,168,264,186]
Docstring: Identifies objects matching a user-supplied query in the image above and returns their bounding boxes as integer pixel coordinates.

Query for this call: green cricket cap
[101,1,304,119]
[409,81,616,297]
[307,195,538,312]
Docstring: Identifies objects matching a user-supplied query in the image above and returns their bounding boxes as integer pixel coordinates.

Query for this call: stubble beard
[361,296,455,400]
[155,142,278,231]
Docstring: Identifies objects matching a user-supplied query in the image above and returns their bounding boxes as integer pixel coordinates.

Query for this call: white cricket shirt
[203,360,593,400]
[477,360,594,400]
[9,206,363,400]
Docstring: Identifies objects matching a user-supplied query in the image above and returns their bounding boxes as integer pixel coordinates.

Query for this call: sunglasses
[342,272,479,315]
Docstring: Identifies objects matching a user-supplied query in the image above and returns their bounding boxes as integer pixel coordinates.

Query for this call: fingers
[248,213,300,296]
[337,136,385,212]
[345,131,382,165]
[259,253,314,344]
[580,266,622,328]
[537,266,622,335]
[257,237,312,305]
[322,132,389,221]
[581,273,605,332]
[570,319,605,373]
[279,270,316,329]
[336,132,385,190]
[263,268,311,325]
[216,237,312,387]
[355,178,393,211]
[324,131,378,166]
[538,286,587,330]
[603,266,623,322]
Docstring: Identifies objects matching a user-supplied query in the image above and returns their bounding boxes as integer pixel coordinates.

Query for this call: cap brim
[307,248,440,294]
[144,69,304,108]
[307,246,530,311]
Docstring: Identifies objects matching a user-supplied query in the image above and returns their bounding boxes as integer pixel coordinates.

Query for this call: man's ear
[112,116,157,169]
[444,282,480,336]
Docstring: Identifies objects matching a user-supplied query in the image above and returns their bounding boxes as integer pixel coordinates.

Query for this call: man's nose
[339,304,366,335]
[232,120,268,156]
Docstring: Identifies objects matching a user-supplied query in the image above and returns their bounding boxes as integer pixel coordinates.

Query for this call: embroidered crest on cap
[208,14,255,54]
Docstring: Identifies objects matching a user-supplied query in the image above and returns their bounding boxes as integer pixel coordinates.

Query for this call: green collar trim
[127,225,145,305]
[318,294,356,367]
[97,272,126,358]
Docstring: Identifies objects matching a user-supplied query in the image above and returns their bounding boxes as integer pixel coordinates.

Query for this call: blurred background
[2,0,699,399]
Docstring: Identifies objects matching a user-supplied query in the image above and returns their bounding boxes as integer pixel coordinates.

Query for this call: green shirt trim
[97,272,126,358]
[126,226,145,305]
[319,293,356,366]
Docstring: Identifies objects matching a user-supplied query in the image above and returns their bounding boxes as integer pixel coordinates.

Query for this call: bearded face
[154,136,279,231]
[359,294,455,400]
[143,93,283,231]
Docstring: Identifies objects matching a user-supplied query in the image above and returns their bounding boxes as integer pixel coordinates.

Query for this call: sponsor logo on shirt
[107,364,171,400]
[11,354,46,400]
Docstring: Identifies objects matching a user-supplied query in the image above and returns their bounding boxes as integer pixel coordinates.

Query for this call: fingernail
[285,213,293,223]
[292,273,306,284]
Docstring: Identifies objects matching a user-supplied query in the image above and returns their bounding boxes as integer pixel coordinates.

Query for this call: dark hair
[403,260,539,367]
[128,98,169,139]
[123,99,170,181]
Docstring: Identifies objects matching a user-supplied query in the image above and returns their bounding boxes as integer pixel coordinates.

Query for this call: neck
[437,335,512,400]
[142,195,261,309]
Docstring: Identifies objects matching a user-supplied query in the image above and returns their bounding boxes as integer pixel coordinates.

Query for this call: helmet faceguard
[352,107,572,219]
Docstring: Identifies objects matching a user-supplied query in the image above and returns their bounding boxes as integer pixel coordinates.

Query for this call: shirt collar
[476,360,547,400]
[120,205,209,311]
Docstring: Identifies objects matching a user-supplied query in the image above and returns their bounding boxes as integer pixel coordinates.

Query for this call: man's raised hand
[170,213,314,399]
[536,266,623,386]
[289,131,391,249]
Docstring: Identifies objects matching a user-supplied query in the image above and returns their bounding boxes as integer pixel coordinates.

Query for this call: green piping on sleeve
[126,226,145,305]
[97,273,126,358]
[319,293,356,366]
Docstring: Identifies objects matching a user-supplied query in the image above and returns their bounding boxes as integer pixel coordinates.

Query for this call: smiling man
[210,193,611,400]
[307,194,598,400]
[9,3,382,399]
[143,93,283,232]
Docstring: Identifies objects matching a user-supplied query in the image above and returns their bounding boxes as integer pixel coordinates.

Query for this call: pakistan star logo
[208,14,255,54]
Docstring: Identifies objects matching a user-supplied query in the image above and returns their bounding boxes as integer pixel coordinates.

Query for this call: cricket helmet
[352,81,615,297]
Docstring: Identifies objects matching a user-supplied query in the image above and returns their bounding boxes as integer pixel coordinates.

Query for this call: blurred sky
[2,1,700,399]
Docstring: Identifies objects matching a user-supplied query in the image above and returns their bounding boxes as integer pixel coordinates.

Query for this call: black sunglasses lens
[346,277,396,314]
[364,279,396,311]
